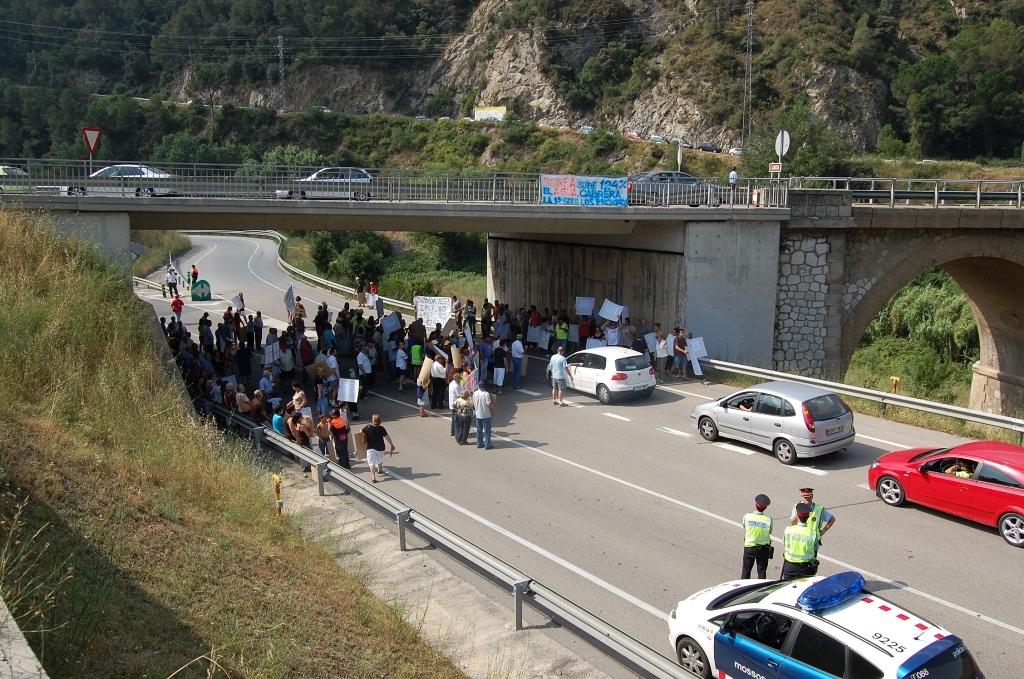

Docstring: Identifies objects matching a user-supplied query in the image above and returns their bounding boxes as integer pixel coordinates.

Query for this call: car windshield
[708,580,790,610]
[903,640,980,679]
[909,447,953,462]
[615,355,651,371]
[804,394,849,420]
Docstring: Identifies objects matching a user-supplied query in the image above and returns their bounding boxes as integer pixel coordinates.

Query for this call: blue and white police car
[668,572,983,679]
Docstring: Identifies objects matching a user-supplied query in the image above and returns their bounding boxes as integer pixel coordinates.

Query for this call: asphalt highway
[144,235,1023,678]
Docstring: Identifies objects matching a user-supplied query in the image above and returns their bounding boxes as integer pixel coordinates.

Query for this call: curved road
[144,235,1022,678]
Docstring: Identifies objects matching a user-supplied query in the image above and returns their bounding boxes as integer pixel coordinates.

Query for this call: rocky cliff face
[264,0,888,150]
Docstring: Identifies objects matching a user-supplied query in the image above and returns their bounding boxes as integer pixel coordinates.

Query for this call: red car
[868,441,1024,547]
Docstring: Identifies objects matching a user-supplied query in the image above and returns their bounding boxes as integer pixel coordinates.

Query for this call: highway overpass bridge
[5,177,1023,418]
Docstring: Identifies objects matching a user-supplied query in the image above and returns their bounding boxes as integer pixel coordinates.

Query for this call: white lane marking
[245,239,287,292]
[371,391,1024,636]
[659,386,714,399]
[792,466,828,476]
[191,240,218,266]
[518,389,542,396]
[856,433,911,449]
[657,427,693,438]
[715,442,755,455]
[561,401,584,408]
[858,483,872,491]
[603,413,631,422]
[385,467,668,621]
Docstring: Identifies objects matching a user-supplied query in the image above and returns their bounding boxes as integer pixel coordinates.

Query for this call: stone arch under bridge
[774,228,1024,416]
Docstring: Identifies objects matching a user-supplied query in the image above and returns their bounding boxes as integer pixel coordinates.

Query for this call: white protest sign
[575,296,595,316]
[336,377,360,403]
[464,329,474,348]
[687,336,708,359]
[644,332,657,354]
[538,331,551,349]
[381,313,401,338]
[231,294,243,311]
[300,406,313,421]
[283,285,296,318]
[586,338,607,349]
[605,327,620,346]
[621,306,630,322]
[493,322,511,340]
[598,298,623,321]
[416,296,452,329]
[568,325,580,343]
[526,326,541,344]
[690,356,703,376]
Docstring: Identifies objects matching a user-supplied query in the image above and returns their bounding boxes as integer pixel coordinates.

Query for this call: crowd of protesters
[162,268,696,473]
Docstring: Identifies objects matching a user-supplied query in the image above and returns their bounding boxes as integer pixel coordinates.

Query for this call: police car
[668,571,983,679]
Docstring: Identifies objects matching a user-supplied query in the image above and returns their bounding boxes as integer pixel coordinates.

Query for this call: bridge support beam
[49,211,131,270]
[971,364,1024,419]
[487,218,781,367]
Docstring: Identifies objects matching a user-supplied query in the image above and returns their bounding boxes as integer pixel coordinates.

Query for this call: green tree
[338,241,386,283]
[308,233,336,274]
[744,101,854,176]
[849,14,879,73]
[874,124,906,157]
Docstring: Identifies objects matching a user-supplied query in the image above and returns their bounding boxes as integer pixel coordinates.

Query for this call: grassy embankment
[130,229,192,276]
[0,207,465,678]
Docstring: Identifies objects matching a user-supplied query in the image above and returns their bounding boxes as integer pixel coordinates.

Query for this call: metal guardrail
[199,401,691,679]
[700,358,1024,443]
[176,229,415,312]
[790,177,1024,208]
[0,157,782,208]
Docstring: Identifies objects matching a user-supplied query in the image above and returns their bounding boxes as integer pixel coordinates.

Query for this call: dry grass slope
[0,206,466,679]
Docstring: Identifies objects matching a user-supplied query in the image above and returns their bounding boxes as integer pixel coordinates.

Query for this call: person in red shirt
[170,294,184,321]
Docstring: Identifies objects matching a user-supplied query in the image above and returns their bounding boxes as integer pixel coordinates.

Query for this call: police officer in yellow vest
[788,487,835,550]
[781,503,819,580]
[741,494,773,579]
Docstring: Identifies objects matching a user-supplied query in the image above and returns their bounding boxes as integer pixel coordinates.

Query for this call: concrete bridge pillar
[49,211,131,270]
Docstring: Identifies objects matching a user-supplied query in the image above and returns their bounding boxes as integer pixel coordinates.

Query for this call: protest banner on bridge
[541,175,628,207]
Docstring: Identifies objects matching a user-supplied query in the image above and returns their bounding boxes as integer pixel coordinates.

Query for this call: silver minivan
[690,381,855,464]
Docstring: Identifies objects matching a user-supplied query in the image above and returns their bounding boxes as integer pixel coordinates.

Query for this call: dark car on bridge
[627,171,721,207]
[869,441,1024,547]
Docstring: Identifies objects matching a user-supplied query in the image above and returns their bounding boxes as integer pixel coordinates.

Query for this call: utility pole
[278,35,285,112]
[742,0,754,148]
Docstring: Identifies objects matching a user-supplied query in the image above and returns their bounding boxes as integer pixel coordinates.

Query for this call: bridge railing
[197,400,692,679]
[1,157,784,207]
[790,177,1024,208]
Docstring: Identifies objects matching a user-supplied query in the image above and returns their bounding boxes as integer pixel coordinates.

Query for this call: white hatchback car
[668,571,983,679]
[560,346,656,404]
[690,381,854,464]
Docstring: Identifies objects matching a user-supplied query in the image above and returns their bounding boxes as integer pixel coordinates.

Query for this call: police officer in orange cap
[781,503,819,579]
[741,494,773,579]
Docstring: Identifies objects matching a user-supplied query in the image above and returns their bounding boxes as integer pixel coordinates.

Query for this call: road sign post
[772,130,791,181]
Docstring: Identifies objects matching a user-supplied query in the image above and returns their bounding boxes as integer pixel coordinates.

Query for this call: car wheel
[998,512,1024,547]
[675,637,711,678]
[698,416,718,442]
[773,439,797,465]
[289,190,304,200]
[137,188,154,198]
[69,187,85,196]
[597,384,612,405]
[354,190,370,201]
[877,476,905,507]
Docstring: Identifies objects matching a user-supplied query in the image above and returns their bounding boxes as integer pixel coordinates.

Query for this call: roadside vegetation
[283,229,487,304]
[0,207,465,678]
[130,228,192,276]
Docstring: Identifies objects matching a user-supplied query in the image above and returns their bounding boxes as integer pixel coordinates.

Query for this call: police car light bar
[797,571,866,612]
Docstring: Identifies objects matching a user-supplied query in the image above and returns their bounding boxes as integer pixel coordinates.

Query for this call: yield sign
[81,127,102,154]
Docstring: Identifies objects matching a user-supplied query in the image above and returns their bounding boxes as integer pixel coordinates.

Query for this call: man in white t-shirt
[164,268,179,296]
[472,381,495,449]
[356,345,372,399]
[510,334,525,389]
[395,341,409,391]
